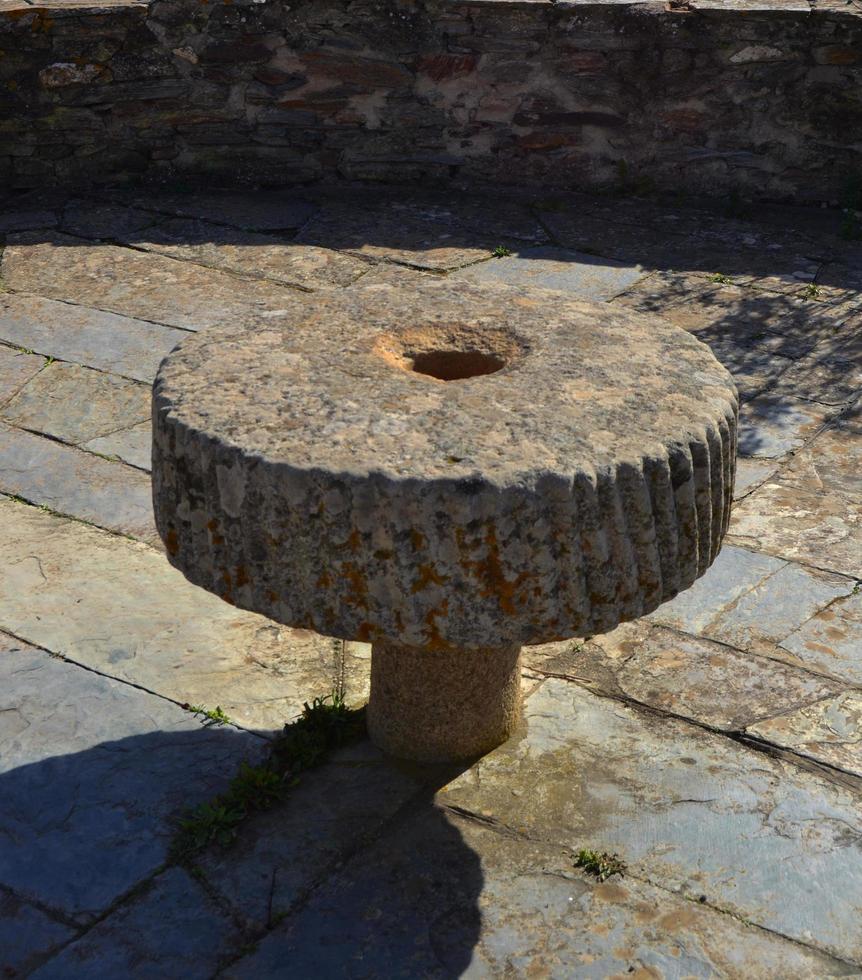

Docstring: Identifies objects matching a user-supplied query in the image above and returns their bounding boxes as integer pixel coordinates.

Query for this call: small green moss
[574,849,626,882]
[708,273,733,285]
[170,694,365,863]
[491,245,513,258]
[801,283,821,300]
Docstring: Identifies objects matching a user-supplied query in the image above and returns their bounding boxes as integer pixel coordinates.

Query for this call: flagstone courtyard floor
[1,183,861,978]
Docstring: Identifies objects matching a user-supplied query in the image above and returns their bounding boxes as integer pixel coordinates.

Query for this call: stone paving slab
[734,457,780,498]
[749,692,862,779]
[129,191,318,232]
[738,393,832,458]
[441,678,862,966]
[0,344,44,406]
[0,424,157,542]
[778,590,862,686]
[295,198,545,271]
[729,424,862,576]
[0,497,342,731]
[0,633,263,923]
[83,419,152,471]
[1,233,305,332]
[0,210,58,234]
[60,201,161,241]
[0,891,75,978]
[648,543,784,634]
[225,799,857,980]
[588,621,844,731]
[770,326,862,406]
[454,245,643,300]
[31,868,243,980]
[199,745,423,931]
[0,293,187,384]
[1,361,149,445]
[614,274,840,358]
[699,561,856,656]
[128,218,369,290]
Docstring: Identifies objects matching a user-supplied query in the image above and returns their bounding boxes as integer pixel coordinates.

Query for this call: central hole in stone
[410,349,506,381]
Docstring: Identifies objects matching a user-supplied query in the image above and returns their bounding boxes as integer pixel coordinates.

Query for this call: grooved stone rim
[152,280,738,650]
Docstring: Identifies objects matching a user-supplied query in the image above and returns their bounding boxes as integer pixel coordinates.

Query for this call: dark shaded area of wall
[1,0,861,201]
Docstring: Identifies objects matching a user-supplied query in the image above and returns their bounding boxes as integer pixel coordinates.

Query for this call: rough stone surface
[729,423,862,576]
[2,2,862,202]
[455,246,644,301]
[0,497,343,732]
[749,692,862,778]
[593,621,843,731]
[0,293,187,384]
[0,891,74,978]
[1,234,305,332]
[0,422,157,541]
[1,361,149,445]
[442,679,862,965]
[0,344,44,406]
[128,219,369,291]
[368,641,522,762]
[83,420,152,471]
[31,868,243,979]
[0,634,262,922]
[226,802,857,980]
[199,745,422,930]
[153,280,738,649]
[778,590,862,685]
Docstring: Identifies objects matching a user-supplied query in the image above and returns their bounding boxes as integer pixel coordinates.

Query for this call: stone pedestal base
[367,640,522,763]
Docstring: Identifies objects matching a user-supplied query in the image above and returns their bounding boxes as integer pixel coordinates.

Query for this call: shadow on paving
[1,727,484,979]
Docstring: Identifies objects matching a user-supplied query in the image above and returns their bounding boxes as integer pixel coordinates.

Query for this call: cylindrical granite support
[367,640,522,763]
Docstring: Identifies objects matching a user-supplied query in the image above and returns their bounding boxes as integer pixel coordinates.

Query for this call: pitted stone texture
[153,281,738,650]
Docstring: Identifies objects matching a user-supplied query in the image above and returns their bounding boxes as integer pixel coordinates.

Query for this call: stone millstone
[152,280,737,760]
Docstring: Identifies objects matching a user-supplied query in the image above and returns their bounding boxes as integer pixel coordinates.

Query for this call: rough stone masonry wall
[1,0,861,200]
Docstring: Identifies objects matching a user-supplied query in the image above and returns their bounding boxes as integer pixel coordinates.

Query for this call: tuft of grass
[187,704,231,727]
[801,283,821,300]
[708,272,732,285]
[574,849,626,882]
[170,694,365,863]
[491,245,513,258]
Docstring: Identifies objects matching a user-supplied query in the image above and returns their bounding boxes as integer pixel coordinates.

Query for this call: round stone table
[152,280,738,762]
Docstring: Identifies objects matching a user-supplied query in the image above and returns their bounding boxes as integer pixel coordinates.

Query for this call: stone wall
[1,0,861,200]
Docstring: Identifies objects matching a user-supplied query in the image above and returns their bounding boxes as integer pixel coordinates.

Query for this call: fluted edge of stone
[152,385,738,650]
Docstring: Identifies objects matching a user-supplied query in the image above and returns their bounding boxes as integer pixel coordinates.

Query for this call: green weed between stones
[802,283,822,300]
[708,272,732,285]
[187,704,231,727]
[170,694,366,863]
[574,849,627,882]
[491,245,513,258]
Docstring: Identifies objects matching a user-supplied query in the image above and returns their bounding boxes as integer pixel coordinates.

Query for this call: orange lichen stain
[347,528,362,553]
[235,565,250,588]
[374,549,394,561]
[207,518,219,531]
[266,590,278,603]
[356,621,377,642]
[165,528,179,556]
[411,563,449,594]
[462,523,530,616]
[316,571,332,589]
[423,599,450,650]
[340,562,369,609]
[411,529,426,551]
